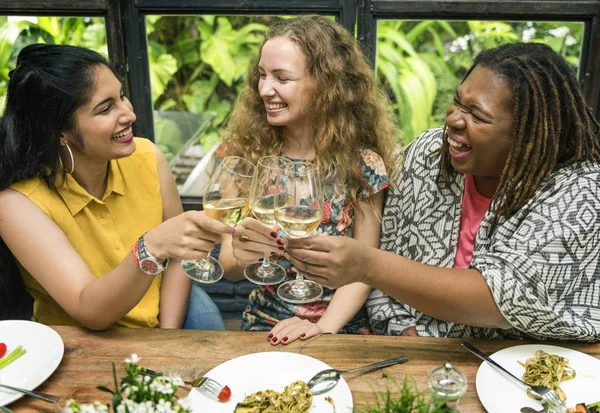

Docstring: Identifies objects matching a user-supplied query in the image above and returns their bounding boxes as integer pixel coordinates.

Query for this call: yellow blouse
[11,138,163,328]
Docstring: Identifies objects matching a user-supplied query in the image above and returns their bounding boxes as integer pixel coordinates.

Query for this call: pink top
[453,174,491,269]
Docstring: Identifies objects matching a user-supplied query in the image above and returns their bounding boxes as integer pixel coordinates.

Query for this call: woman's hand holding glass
[231,217,283,264]
[283,235,372,289]
[144,211,234,263]
[181,156,255,283]
[275,162,324,304]
[243,156,291,285]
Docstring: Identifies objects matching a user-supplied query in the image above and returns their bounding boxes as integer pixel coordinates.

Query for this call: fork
[143,369,230,401]
[461,342,567,413]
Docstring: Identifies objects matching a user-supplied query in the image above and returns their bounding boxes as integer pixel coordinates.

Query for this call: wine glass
[274,162,324,303]
[244,156,291,285]
[182,156,255,283]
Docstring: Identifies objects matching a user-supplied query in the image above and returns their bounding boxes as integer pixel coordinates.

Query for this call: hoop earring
[60,143,75,174]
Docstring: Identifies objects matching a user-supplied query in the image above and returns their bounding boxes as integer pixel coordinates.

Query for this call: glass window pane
[0,16,107,113]
[375,20,584,145]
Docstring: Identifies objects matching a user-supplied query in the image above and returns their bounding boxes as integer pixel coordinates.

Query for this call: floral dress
[241,149,388,333]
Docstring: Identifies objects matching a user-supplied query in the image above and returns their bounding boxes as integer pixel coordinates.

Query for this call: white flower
[549,26,570,38]
[64,357,191,413]
[522,27,537,42]
[171,376,185,387]
[565,35,577,46]
[125,353,141,364]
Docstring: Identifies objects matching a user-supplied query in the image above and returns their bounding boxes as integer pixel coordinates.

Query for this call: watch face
[141,259,160,275]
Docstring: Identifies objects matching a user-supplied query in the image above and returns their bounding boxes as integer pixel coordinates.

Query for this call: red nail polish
[300,333,306,338]
[268,333,273,339]
[270,231,277,238]
[277,240,284,246]
[282,337,288,342]
[279,246,285,251]
[271,336,277,342]
[270,252,276,256]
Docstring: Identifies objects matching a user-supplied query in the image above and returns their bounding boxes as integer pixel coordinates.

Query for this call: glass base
[277,279,323,304]
[181,256,223,283]
[245,261,287,285]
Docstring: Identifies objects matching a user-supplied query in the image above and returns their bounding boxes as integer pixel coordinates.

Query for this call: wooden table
[10,327,600,412]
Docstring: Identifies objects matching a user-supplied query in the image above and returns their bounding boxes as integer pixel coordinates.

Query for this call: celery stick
[0,346,26,370]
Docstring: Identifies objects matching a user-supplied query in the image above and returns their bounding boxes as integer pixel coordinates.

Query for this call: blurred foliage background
[0,15,583,157]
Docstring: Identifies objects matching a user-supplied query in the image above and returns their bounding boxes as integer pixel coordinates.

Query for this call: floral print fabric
[241,149,388,333]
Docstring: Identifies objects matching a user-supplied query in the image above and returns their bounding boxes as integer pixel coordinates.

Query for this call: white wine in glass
[182,156,255,283]
[275,205,322,237]
[275,162,324,304]
[244,156,291,285]
[204,198,249,227]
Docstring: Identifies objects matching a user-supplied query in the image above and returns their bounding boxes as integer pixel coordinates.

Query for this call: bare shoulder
[0,187,31,209]
[0,187,51,228]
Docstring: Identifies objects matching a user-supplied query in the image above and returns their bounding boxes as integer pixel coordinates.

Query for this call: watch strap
[132,233,169,276]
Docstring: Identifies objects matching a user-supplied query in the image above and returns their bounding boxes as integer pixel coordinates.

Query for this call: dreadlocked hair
[222,15,398,208]
[440,42,600,221]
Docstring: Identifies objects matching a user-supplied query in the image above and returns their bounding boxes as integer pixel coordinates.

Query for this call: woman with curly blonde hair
[212,15,398,344]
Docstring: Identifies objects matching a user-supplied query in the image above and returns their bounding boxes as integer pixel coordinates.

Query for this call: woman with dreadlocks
[283,42,600,342]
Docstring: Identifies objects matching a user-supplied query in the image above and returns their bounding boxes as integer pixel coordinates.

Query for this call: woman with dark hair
[209,15,397,344]
[0,44,229,330]
[284,42,600,342]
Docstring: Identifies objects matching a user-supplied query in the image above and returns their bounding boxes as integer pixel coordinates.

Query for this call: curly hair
[440,42,600,220]
[222,15,398,206]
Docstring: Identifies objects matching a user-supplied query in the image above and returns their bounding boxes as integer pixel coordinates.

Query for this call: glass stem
[260,252,271,269]
[291,273,308,297]
[196,248,215,271]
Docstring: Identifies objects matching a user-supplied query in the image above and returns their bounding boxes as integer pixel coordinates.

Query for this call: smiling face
[258,36,315,133]
[61,65,137,167]
[445,66,514,195]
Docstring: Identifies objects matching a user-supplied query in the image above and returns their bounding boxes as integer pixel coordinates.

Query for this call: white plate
[0,320,64,406]
[476,344,600,412]
[187,352,353,412]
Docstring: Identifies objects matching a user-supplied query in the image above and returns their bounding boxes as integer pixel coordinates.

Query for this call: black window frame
[1,0,599,210]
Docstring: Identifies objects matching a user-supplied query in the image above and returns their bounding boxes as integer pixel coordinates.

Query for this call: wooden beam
[371,0,599,20]
[0,0,106,14]
[134,0,343,13]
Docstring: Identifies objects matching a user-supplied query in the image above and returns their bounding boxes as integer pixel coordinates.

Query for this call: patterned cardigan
[366,127,600,342]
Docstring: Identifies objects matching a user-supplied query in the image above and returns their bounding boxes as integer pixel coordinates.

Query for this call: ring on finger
[239,227,250,242]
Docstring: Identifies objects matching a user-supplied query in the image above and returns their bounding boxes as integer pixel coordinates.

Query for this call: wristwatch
[132,233,169,276]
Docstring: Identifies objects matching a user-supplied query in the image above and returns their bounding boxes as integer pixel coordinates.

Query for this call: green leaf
[405,21,434,42]
[36,17,60,40]
[148,41,178,102]
[377,25,420,60]
[200,36,235,86]
[182,78,218,112]
[377,42,408,69]
[96,385,113,393]
[146,15,161,36]
[207,94,232,126]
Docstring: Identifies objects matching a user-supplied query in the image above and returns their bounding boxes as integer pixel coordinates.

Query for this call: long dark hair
[440,42,600,220]
[0,44,116,319]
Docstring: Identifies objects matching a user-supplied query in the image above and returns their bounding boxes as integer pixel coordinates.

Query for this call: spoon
[307,355,408,395]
